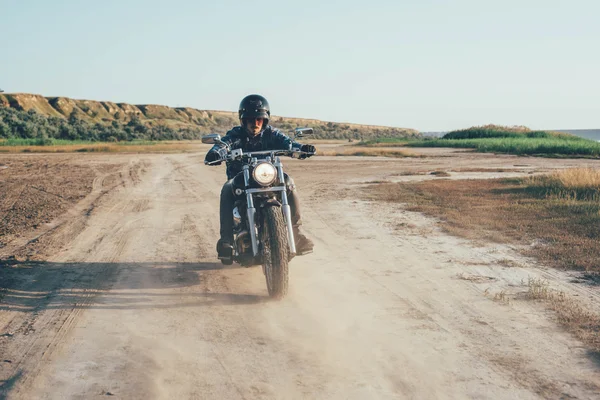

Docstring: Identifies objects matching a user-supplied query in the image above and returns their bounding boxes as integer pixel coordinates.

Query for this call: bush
[0,107,206,144]
[443,125,583,141]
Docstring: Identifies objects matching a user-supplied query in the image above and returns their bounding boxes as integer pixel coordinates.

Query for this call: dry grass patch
[496,258,525,268]
[525,277,600,351]
[430,170,451,177]
[493,290,510,304]
[361,180,392,184]
[362,173,600,273]
[483,287,511,304]
[455,273,496,283]
[524,167,600,201]
[552,167,600,187]
[390,171,429,177]
[309,139,351,145]
[357,142,409,148]
[319,146,419,158]
[450,168,513,173]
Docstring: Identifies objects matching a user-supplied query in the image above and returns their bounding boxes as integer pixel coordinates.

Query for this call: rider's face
[244,118,264,136]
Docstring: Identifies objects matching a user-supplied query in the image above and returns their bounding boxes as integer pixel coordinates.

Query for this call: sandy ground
[1,148,600,399]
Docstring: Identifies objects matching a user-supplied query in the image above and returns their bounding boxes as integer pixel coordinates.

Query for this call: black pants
[219,174,302,243]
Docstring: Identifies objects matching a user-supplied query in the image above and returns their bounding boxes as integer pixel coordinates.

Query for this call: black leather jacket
[206,125,302,179]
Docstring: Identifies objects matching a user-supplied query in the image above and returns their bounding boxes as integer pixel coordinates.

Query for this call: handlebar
[205,148,315,165]
[205,160,224,166]
[243,149,313,157]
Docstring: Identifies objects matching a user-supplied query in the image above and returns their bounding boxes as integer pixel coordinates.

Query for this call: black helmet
[239,94,270,125]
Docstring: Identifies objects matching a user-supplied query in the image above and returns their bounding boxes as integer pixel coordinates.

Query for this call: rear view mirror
[202,134,221,144]
[294,128,313,138]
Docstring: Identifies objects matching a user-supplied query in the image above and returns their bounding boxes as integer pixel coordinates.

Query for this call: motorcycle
[202,128,315,299]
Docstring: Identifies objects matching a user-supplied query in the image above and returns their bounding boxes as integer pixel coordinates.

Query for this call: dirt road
[1,150,599,399]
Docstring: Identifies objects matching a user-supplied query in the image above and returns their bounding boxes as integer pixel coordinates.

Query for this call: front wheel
[261,206,290,299]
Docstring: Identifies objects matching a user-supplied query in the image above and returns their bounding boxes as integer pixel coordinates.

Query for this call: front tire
[261,206,290,299]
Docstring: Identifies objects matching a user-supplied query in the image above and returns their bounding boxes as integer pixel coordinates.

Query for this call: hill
[0,93,419,141]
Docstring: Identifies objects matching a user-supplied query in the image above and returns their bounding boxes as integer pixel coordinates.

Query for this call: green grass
[0,138,98,146]
[402,124,600,157]
[406,137,600,157]
[0,138,170,147]
[443,127,584,141]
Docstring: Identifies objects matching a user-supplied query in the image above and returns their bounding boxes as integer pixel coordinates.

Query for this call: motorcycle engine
[232,206,242,228]
[235,230,252,255]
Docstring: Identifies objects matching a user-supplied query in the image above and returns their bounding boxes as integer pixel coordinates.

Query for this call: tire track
[0,159,144,398]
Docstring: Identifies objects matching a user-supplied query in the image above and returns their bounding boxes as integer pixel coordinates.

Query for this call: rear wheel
[261,206,289,299]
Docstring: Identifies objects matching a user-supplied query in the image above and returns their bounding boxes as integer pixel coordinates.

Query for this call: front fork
[243,165,259,256]
[275,158,297,255]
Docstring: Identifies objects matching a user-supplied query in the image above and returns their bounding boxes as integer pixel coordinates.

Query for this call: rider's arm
[269,127,302,150]
[206,128,239,160]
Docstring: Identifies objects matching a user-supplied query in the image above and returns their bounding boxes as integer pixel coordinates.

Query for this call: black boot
[293,227,314,255]
[216,239,233,265]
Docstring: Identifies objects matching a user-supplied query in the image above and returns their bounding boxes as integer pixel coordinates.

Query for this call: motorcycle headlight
[252,162,277,186]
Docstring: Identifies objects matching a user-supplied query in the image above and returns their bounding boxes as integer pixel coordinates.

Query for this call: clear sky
[1,0,598,131]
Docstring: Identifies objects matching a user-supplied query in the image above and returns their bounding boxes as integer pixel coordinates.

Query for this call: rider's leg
[285,174,314,254]
[218,180,235,256]
[285,174,302,225]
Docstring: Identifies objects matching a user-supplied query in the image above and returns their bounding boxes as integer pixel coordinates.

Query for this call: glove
[300,144,316,158]
[205,150,222,165]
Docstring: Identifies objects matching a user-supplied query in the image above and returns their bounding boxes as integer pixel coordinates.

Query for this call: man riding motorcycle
[204,94,316,259]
